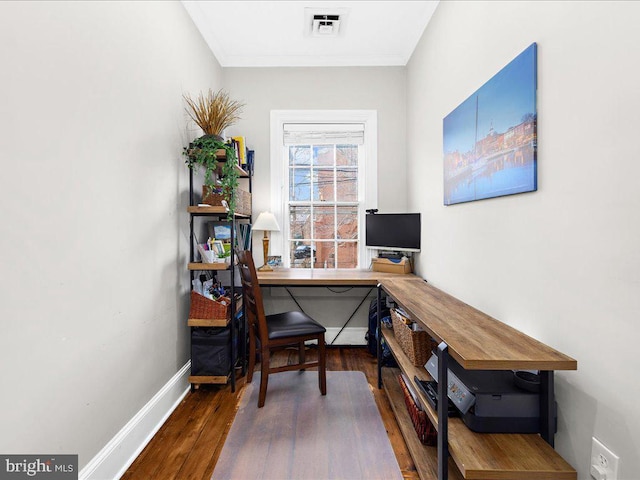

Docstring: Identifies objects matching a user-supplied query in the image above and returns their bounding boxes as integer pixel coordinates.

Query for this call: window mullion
[333,144,338,269]
[310,143,315,270]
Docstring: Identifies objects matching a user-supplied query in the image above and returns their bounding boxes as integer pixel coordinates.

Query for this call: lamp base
[260,233,272,272]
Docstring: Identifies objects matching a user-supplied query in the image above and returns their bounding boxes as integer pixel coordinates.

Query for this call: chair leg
[318,333,327,396]
[298,340,306,371]
[258,347,270,408]
[247,325,256,384]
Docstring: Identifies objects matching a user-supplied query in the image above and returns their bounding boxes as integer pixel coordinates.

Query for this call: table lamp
[252,211,280,271]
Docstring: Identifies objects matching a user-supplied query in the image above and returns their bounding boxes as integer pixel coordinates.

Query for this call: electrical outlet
[591,437,620,480]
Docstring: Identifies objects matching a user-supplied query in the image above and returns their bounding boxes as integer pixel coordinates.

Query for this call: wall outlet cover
[591,437,619,480]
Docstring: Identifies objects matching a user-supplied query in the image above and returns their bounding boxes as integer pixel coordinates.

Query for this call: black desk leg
[376,285,382,389]
[331,287,374,346]
[437,342,449,480]
[230,295,236,393]
[540,370,554,447]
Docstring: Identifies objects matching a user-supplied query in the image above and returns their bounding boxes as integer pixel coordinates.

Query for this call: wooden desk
[256,269,422,345]
[377,278,577,480]
[257,268,421,286]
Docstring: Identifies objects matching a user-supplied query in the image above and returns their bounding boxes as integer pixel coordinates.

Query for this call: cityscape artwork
[443,43,537,205]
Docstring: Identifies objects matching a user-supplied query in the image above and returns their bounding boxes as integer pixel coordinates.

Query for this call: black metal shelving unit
[187,150,252,392]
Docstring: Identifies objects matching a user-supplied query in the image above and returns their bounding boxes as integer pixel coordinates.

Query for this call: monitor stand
[378,251,405,260]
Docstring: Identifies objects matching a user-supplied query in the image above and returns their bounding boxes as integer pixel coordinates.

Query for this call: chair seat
[266,311,326,341]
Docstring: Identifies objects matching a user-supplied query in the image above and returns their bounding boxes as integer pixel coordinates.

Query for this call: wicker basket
[189,291,231,322]
[391,308,435,367]
[202,186,251,216]
[398,374,437,446]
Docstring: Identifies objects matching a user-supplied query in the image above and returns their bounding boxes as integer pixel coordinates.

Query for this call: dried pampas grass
[183,89,245,136]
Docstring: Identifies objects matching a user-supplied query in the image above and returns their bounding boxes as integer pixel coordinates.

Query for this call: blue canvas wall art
[443,43,537,205]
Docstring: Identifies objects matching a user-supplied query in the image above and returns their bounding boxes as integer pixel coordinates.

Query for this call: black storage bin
[191,327,232,376]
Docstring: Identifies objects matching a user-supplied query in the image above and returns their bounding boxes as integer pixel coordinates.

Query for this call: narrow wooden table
[378,277,577,480]
[257,268,422,286]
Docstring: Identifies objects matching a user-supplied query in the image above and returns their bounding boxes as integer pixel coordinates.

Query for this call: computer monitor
[365,213,421,252]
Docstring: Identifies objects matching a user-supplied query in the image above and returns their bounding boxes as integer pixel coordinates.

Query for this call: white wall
[0,1,222,469]
[223,66,408,247]
[407,1,640,478]
[221,67,407,337]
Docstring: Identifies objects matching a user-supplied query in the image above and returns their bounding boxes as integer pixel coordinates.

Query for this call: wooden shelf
[188,262,230,271]
[233,163,250,178]
[187,205,228,215]
[382,327,438,428]
[380,278,577,371]
[187,317,229,327]
[199,149,250,178]
[188,374,229,386]
[214,151,250,178]
[187,205,250,218]
[381,328,576,479]
[383,367,462,480]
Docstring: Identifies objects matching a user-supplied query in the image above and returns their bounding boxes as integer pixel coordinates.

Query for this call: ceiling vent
[312,15,340,36]
[304,8,349,38]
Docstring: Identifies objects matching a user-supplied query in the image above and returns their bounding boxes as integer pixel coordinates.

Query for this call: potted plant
[182,89,245,216]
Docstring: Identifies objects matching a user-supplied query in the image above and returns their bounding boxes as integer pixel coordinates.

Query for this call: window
[270,111,377,269]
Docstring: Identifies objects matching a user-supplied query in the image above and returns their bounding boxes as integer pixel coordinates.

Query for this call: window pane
[313,145,334,167]
[336,206,358,240]
[336,145,358,167]
[315,242,335,268]
[336,241,358,269]
[336,168,357,202]
[315,169,335,202]
[289,206,310,240]
[290,168,311,201]
[289,146,310,166]
[290,241,314,269]
[314,206,335,239]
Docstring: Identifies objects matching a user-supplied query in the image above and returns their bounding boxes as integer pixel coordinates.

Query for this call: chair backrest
[236,250,269,346]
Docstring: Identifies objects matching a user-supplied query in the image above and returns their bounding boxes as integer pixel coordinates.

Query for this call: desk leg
[284,287,307,314]
[437,342,449,480]
[330,287,374,345]
[540,370,555,447]
[284,286,374,345]
[376,285,382,389]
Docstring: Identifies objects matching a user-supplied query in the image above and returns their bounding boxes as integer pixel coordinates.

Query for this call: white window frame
[270,110,378,269]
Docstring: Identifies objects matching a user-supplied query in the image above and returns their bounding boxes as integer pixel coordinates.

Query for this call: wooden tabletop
[256,268,423,286]
[380,278,577,371]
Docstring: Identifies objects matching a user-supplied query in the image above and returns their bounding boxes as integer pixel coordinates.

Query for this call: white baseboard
[79,362,191,480]
[325,327,368,346]
[79,328,365,479]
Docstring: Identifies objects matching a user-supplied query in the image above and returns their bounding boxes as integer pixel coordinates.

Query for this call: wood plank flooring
[122,347,419,480]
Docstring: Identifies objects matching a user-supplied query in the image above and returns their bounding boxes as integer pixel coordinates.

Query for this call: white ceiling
[181,1,439,67]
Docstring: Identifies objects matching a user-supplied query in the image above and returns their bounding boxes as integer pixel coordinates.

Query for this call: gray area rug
[212,370,403,480]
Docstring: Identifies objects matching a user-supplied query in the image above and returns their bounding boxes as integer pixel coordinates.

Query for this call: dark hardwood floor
[122,347,419,480]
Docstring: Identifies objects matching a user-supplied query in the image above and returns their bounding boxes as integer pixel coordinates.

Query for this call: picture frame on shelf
[208,221,232,242]
[267,256,282,268]
[213,240,226,258]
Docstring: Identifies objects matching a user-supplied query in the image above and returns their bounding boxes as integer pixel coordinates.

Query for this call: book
[247,149,254,174]
[231,136,247,166]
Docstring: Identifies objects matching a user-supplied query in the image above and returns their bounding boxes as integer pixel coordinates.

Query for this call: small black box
[191,327,232,376]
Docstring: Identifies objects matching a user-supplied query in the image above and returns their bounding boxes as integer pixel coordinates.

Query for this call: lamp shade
[252,211,280,232]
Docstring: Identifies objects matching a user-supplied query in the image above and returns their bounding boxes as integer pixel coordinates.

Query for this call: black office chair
[236,250,327,407]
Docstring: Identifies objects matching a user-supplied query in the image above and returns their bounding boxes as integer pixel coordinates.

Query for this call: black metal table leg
[376,284,383,389]
[437,342,449,480]
[540,370,554,446]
